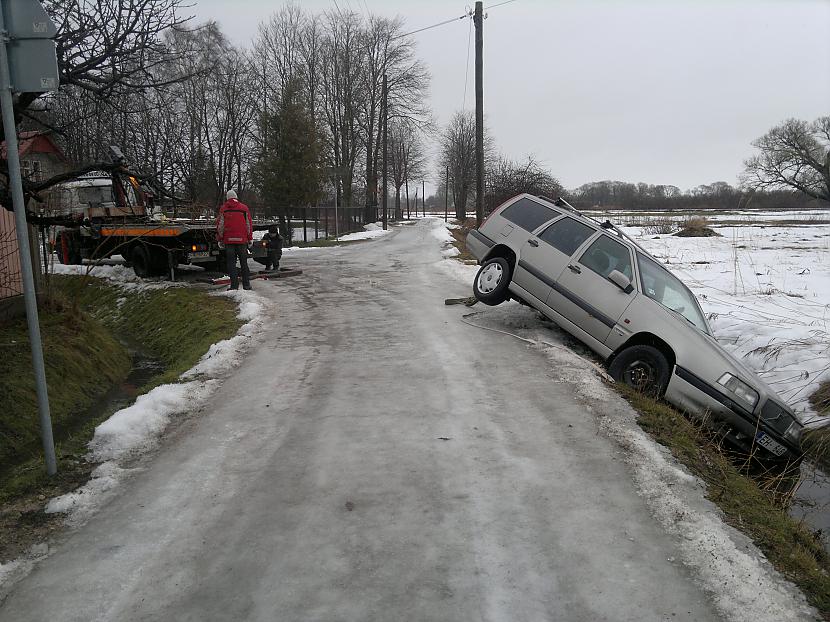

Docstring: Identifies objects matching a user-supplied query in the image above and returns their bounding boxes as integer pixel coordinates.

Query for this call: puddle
[790,463,830,548]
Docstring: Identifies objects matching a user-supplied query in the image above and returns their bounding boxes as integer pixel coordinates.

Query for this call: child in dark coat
[262,226,283,271]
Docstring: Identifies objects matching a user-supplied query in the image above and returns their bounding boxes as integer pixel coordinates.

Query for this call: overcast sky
[195,0,830,193]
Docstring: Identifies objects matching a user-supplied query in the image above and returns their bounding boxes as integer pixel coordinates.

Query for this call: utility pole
[445,165,449,222]
[0,0,59,475]
[422,180,425,217]
[381,73,388,230]
[474,1,484,227]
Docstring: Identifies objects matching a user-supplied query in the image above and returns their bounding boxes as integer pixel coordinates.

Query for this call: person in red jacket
[216,189,253,290]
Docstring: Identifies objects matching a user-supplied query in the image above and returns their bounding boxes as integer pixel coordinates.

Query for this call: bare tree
[319,8,364,208]
[388,121,426,219]
[6,0,197,211]
[742,117,830,203]
[359,15,430,220]
[439,111,490,220]
[485,155,563,213]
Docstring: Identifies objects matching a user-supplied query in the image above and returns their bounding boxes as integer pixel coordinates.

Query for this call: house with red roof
[1,132,67,317]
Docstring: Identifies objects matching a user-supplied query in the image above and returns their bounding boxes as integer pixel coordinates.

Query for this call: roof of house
[1,131,67,162]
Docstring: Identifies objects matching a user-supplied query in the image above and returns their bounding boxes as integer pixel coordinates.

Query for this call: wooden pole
[474,1,484,227]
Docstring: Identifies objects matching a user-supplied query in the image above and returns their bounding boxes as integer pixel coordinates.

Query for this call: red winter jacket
[216,198,253,244]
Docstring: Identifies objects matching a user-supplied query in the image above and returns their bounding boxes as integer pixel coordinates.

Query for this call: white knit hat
[226,189,238,200]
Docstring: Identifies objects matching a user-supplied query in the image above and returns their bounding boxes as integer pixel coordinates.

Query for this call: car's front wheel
[473,257,511,306]
[609,345,670,397]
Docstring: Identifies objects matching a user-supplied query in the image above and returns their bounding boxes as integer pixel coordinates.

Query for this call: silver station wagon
[466,194,803,463]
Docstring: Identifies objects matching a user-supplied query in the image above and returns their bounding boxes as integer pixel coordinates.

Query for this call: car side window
[537,217,595,256]
[499,198,559,232]
[578,235,633,280]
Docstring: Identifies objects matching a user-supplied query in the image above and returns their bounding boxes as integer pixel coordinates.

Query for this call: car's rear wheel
[609,345,670,397]
[473,257,511,306]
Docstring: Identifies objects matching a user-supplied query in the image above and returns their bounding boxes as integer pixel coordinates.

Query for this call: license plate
[755,432,787,457]
[190,251,210,258]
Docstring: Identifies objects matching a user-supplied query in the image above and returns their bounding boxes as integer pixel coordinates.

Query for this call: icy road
[0,220,814,621]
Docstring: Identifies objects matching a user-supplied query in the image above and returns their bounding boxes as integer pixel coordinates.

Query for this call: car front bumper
[665,366,801,461]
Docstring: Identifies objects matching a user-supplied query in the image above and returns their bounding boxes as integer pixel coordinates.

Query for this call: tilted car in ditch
[466,193,803,463]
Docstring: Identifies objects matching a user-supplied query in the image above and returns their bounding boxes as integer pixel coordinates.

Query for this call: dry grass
[447,218,478,263]
[640,215,676,235]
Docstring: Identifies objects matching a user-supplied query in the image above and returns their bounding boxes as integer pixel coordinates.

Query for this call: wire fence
[270,206,367,244]
[0,209,23,301]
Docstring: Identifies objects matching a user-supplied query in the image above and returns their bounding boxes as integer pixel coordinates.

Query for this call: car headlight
[717,373,760,411]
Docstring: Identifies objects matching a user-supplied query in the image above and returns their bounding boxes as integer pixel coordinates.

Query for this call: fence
[274,206,367,244]
[0,208,23,302]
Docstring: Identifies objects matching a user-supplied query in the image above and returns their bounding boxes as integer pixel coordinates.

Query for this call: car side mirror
[608,270,634,294]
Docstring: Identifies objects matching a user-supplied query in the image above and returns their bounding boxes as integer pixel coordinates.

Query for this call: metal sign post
[0,0,59,475]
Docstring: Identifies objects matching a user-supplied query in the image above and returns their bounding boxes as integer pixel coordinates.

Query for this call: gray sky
[195,0,830,193]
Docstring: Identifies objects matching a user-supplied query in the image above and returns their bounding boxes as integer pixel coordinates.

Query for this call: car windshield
[636,253,710,334]
[76,186,113,205]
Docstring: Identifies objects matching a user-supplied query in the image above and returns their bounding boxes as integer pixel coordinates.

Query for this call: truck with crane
[53,148,268,278]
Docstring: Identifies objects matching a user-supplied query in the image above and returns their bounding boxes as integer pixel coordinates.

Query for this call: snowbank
[43,288,269,527]
[338,222,392,242]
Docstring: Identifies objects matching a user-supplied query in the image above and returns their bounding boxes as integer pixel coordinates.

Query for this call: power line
[393,12,468,40]
[392,0,521,40]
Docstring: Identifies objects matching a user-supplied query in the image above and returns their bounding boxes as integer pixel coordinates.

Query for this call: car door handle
[528,239,539,247]
[567,264,581,274]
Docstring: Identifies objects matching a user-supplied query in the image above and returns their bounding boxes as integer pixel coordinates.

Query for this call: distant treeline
[566,180,825,212]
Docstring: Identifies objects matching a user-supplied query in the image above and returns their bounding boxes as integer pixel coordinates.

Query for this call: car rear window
[578,235,633,280]
[537,217,596,256]
[499,198,558,232]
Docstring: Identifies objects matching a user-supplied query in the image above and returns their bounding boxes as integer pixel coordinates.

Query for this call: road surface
[0,220,721,621]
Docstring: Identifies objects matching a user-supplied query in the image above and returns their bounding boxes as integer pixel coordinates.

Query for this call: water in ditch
[790,463,830,548]
[79,347,165,432]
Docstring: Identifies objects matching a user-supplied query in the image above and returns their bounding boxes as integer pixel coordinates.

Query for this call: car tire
[609,345,670,397]
[473,257,511,306]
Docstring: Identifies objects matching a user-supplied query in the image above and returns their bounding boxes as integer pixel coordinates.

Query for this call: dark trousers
[226,244,251,289]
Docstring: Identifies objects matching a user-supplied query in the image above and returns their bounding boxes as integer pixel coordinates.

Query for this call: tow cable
[455,308,614,382]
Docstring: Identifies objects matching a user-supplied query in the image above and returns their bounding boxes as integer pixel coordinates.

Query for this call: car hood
[662,307,798,418]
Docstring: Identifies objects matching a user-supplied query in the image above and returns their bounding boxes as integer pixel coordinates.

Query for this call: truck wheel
[609,345,670,397]
[473,257,511,306]
[131,245,152,278]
